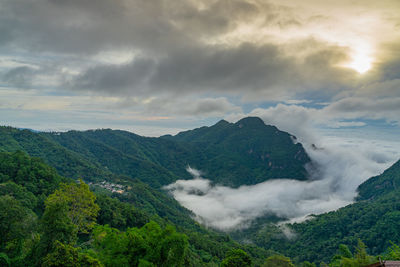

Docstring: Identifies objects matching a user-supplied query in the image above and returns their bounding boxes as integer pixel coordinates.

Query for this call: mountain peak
[215,119,230,126]
[235,117,265,127]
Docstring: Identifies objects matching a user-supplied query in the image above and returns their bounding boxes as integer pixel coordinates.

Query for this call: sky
[1,0,400,137]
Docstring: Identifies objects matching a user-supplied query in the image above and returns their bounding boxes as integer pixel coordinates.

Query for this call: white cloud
[165,123,400,231]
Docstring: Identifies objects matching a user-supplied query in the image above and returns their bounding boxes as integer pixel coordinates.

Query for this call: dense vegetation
[1,149,399,267]
[0,117,310,188]
[357,159,400,201]
[0,151,274,266]
[238,159,400,264]
[1,119,400,266]
[161,117,310,186]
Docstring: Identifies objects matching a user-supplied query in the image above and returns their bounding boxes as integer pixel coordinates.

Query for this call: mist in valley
[166,128,400,231]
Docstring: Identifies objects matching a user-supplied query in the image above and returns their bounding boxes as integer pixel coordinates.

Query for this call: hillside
[162,117,310,186]
[0,117,311,188]
[1,122,400,265]
[245,159,400,264]
[0,151,275,266]
[357,159,400,201]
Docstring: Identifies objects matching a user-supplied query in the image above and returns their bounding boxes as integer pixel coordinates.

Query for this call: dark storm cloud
[70,41,355,100]
[0,0,288,55]
[2,66,36,88]
[0,0,186,54]
[380,53,400,81]
[0,0,310,64]
[0,0,372,102]
[144,97,242,116]
[355,46,400,98]
[70,57,156,94]
[1,0,399,121]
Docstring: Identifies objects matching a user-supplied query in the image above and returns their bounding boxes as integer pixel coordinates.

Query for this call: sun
[345,46,373,74]
[347,53,372,74]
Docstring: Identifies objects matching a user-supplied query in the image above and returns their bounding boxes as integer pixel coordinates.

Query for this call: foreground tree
[262,254,295,267]
[93,222,188,267]
[0,195,36,260]
[329,240,376,267]
[221,249,252,267]
[385,242,400,260]
[32,180,99,265]
[45,180,99,234]
[42,241,102,267]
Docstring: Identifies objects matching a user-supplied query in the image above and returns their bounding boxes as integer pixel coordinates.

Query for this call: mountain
[162,117,310,186]
[1,119,400,266]
[246,159,400,264]
[357,159,400,200]
[0,117,311,188]
[0,126,110,181]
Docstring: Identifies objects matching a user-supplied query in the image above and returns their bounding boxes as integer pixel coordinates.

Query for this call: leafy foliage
[93,222,188,267]
[96,194,149,230]
[45,180,100,234]
[262,254,295,267]
[0,150,270,266]
[36,180,100,265]
[42,241,102,267]
[0,195,36,258]
[221,249,252,267]
[329,240,376,267]
[0,150,63,197]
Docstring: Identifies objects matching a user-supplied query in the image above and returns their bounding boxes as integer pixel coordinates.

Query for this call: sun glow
[345,45,373,74]
[347,54,372,74]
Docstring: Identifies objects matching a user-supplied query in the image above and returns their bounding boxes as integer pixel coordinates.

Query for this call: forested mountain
[161,117,310,186]
[357,159,400,201]
[1,119,400,266]
[0,117,310,188]
[243,159,400,264]
[0,151,273,266]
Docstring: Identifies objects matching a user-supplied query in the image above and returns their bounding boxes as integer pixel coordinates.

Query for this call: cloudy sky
[1,0,400,137]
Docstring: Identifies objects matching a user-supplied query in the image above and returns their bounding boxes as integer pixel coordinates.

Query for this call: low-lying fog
[165,135,400,231]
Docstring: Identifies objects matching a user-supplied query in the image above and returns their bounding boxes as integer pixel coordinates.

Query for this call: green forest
[2,150,400,266]
[1,121,400,266]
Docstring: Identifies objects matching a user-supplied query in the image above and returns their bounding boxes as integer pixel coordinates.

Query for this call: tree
[262,255,295,267]
[221,249,252,267]
[0,195,36,258]
[93,222,188,267]
[385,242,400,260]
[44,180,99,234]
[354,239,374,266]
[37,180,99,262]
[300,261,317,267]
[42,241,102,267]
[329,240,376,267]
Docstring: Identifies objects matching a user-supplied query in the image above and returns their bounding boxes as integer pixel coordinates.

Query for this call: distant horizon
[3,116,400,145]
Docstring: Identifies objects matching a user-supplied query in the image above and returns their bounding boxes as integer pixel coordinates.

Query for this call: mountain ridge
[1,117,311,188]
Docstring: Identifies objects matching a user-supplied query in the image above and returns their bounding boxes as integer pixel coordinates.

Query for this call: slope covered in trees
[2,120,400,266]
[357,159,400,200]
[0,151,275,266]
[1,151,400,266]
[161,117,310,186]
[0,117,310,188]
[243,159,400,264]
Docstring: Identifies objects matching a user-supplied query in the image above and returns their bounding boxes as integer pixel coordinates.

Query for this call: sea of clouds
[165,132,400,231]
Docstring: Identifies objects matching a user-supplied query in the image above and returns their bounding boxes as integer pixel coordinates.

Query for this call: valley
[0,117,399,266]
